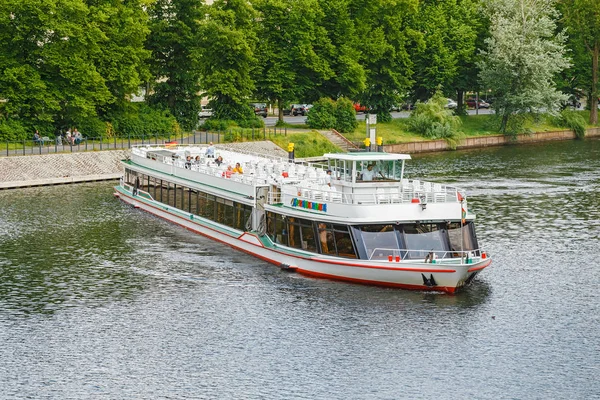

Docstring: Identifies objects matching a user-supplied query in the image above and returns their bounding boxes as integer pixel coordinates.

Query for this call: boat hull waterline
[115,187,490,293]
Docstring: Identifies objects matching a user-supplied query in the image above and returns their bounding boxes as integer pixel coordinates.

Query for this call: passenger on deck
[325,169,332,186]
[206,142,215,158]
[185,155,192,169]
[215,156,224,166]
[194,155,201,165]
[233,162,243,174]
[223,165,233,178]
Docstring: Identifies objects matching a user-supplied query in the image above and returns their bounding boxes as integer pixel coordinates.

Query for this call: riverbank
[383,127,600,153]
[1,129,598,189]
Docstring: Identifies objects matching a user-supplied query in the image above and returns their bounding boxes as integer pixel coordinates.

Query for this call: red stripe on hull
[468,261,491,272]
[296,268,457,293]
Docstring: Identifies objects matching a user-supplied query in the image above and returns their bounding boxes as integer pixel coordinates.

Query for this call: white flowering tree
[478,0,570,133]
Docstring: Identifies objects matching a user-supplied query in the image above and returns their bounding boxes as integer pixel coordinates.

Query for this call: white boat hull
[115,187,490,293]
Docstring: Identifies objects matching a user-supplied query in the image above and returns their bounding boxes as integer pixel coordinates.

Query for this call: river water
[0,139,598,399]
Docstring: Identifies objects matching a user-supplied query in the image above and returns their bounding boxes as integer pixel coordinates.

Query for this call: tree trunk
[278,98,284,122]
[591,42,598,125]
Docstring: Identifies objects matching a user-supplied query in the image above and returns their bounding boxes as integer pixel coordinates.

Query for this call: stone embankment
[1,129,599,189]
[0,151,128,189]
[0,142,287,190]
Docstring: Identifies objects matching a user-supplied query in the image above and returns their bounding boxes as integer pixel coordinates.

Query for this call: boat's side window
[332,224,357,259]
[317,223,336,256]
[355,224,398,260]
[401,223,446,259]
[447,222,479,254]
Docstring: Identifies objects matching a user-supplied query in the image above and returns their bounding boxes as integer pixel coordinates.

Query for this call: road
[263,108,495,126]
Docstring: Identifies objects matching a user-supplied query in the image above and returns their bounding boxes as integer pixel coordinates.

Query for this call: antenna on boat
[460,193,465,264]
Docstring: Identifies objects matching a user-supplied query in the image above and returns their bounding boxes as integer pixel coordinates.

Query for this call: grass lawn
[345,110,599,146]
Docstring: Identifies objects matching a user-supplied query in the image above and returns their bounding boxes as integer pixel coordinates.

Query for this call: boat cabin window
[354,224,399,260]
[402,223,447,259]
[447,222,479,254]
[265,212,357,258]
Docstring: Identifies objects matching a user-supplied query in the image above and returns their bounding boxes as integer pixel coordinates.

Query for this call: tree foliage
[478,0,570,133]
[352,0,422,123]
[198,0,258,122]
[146,0,203,130]
[559,0,600,124]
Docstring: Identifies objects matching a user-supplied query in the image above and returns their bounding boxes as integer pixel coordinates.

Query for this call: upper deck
[127,144,470,223]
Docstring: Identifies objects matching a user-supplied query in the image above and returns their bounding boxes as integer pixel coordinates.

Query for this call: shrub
[75,116,109,138]
[406,91,463,148]
[237,116,264,129]
[108,104,179,138]
[306,98,336,129]
[553,109,586,139]
[202,119,235,132]
[334,97,358,133]
[0,119,29,141]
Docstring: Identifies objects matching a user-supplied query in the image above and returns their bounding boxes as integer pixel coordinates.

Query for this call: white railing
[368,247,484,262]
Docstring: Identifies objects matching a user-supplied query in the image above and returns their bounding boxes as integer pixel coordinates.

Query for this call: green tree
[352,0,422,122]
[198,0,258,122]
[559,0,600,124]
[90,0,151,116]
[146,0,203,129]
[411,0,485,114]
[0,0,112,134]
[479,0,570,133]
[252,0,334,122]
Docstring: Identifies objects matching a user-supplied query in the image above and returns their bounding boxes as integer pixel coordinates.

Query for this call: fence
[1,127,290,157]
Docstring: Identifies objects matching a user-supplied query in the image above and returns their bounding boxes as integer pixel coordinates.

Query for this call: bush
[202,119,235,132]
[237,116,264,129]
[108,104,180,138]
[75,116,109,138]
[334,97,358,133]
[307,97,358,133]
[0,119,29,141]
[406,91,463,148]
[306,98,336,129]
[553,109,586,139]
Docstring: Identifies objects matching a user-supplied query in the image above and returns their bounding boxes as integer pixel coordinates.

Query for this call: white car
[445,98,458,109]
[199,105,213,118]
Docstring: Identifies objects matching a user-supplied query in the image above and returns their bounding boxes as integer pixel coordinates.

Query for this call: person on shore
[233,162,243,174]
[206,142,215,158]
[66,129,74,145]
[73,129,82,145]
[33,130,42,145]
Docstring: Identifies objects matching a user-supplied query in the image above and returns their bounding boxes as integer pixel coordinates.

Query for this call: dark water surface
[1,139,598,399]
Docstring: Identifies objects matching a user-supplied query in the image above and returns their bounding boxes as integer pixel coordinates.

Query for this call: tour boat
[114,144,491,293]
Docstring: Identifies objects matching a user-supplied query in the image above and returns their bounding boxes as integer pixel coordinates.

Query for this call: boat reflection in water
[115,144,492,293]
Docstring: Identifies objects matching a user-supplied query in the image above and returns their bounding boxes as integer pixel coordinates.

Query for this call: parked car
[291,104,307,116]
[445,98,458,109]
[199,105,213,118]
[466,98,490,109]
[353,103,367,113]
[250,102,268,118]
